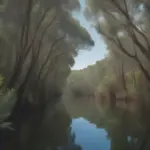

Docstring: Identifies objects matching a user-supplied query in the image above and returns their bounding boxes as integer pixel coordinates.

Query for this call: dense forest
[62,2,150,149]
[0,0,94,149]
[1,0,150,150]
[64,0,150,112]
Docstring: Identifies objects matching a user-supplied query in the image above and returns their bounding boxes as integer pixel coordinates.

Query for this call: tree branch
[23,0,34,50]
[27,8,53,51]
[38,35,65,79]
[111,0,150,55]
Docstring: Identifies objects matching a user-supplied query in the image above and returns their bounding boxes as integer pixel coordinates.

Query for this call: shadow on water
[0,102,82,150]
[63,95,150,150]
[1,97,150,150]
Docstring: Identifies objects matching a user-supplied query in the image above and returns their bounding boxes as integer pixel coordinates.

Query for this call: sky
[72,0,107,70]
[71,118,110,150]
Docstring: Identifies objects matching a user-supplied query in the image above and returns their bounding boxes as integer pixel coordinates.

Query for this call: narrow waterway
[1,101,148,150]
[71,117,110,150]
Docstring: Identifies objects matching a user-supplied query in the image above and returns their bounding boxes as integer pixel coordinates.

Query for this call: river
[71,117,110,150]
[1,100,150,150]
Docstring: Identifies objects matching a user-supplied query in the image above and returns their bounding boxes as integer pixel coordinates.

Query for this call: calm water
[71,117,110,150]
[2,103,149,150]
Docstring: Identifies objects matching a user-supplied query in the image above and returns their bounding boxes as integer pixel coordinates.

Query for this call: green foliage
[96,74,116,93]
[68,52,149,103]
[0,74,4,89]
[0,74,16,130]
[68,57,117,97]
[0,0,4,5]
[125,70,141,93]
[0,0,95,110]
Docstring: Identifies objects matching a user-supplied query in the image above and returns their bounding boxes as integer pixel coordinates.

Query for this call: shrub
[0,74,16,130]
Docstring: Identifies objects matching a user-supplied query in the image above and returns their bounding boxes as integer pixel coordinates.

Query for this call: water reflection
[64,96,150,150]
[2,100,150,150]
[96,108,147,150]
[100,107,150,150]
[2,104,82,150]
[71,118,110,150]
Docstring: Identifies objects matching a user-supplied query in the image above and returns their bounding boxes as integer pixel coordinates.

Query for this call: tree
[85,0,150,83]
[0,75,16,130]
[0,2,96,138]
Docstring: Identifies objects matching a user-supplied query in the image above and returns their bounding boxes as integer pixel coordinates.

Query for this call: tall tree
[0,0,94,124]
[85,0,150,83]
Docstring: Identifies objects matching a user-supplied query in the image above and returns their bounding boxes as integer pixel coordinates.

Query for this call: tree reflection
[63,93,150,150]
[2,104,82,150]
[95,106,148,150]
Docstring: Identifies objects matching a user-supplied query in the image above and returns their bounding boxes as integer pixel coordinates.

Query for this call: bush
[0,74,17,130]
